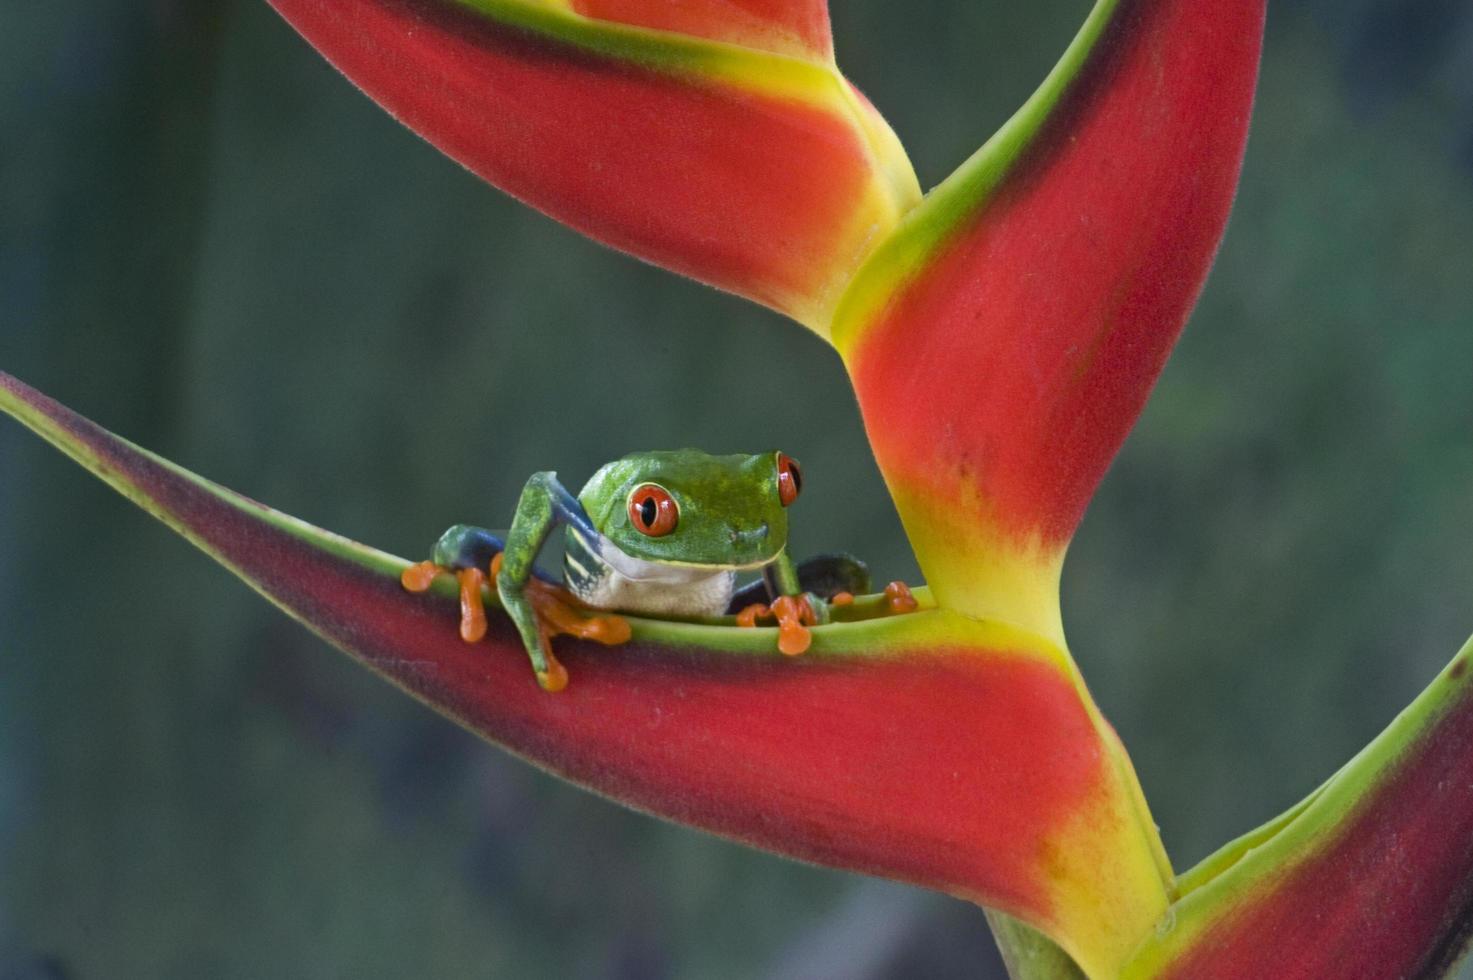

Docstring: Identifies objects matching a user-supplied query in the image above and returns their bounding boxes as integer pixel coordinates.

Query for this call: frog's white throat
[565,532,738,618]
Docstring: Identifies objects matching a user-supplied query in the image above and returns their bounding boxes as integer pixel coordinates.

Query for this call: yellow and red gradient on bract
[0,371,1167,978]
[839,0,1264,631]
[267,0,917,330]
[570,0,832,60]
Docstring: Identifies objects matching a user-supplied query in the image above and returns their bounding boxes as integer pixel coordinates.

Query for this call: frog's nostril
[731,523,770,543]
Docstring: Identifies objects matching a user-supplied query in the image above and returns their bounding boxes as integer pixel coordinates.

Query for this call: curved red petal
[834,0,1265,628]
[267,0,916,329]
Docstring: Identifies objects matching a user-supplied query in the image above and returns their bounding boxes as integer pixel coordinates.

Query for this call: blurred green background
[4,0,1473,976]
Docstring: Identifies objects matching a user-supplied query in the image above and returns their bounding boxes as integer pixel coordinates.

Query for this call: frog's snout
[730,522,769,545]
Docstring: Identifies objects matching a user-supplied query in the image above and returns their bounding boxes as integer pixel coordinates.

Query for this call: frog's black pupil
[789,463,802,494]
[639,496,658,528]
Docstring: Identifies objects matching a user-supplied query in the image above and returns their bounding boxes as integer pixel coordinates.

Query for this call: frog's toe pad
[884,581,919,614]
[769,595,815,656]
[565,610,632,647]
[536,660,570,693]
[401,560,447,593]
[400,559,495,644]
[735,598,815,655]
[456,567,491,643]
[735,602,770,628]
[522,582,629,693]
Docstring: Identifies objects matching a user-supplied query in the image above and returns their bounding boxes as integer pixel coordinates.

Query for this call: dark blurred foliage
[3,1,1472,976]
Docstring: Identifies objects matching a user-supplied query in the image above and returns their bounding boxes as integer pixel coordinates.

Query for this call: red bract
[835,0,1265,635]
[8,0,1473,977]
[266,0,918,329]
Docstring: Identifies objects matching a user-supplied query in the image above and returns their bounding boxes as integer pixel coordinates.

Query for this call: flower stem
[986,910,1086,980]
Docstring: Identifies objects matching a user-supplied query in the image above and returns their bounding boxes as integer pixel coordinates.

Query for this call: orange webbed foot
[524,583,629,693]
[497,553,631,690]
[769,594,816,656]
[456,567,490,642]
[884,580,919,614]
[400,560,445,593]
[401,559,494,644]
[736,596,817,655]
[527,580,632,648]
[735,602,770,628]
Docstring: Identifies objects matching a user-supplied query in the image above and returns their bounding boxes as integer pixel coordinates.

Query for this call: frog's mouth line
[635,556,775,574]
[597,535,780,578]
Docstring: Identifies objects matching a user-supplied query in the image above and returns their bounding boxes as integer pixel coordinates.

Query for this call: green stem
[986,910,1087,980]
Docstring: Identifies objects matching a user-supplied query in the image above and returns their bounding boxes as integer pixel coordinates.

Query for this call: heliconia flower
[8,0,1473,977]
[0,372,1170,977]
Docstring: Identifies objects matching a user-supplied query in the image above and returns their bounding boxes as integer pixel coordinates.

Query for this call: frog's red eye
[776,453,802,507]
[628,484,678,536]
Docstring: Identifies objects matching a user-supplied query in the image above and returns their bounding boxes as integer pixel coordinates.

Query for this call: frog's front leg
[403,480,627,692]
[497,471,610,692]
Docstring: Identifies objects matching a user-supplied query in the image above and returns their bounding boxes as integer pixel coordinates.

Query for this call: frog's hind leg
[792,553,871,603]
[402,524,507,588]
[399,525,508,643]
[408,524,569,644]
[429,524,506,572]
[400,525,511,643]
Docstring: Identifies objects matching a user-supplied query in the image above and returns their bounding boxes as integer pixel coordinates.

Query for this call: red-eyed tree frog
[402,450,910,692]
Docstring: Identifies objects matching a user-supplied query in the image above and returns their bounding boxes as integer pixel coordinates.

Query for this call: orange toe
[401,560,444,593]
[735,602,770,628]
[770,595,813,656]
[456,567,489,642]
[884,580,918,614]
[537,656,570,693]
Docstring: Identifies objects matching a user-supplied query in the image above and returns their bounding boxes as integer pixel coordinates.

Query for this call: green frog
[404,450,891,691]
